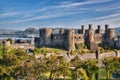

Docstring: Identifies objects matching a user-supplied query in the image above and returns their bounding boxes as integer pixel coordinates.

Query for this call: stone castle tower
[35,24,115,51]
[64,29,75,51]
[104,24,115,46]
[39,28,52,47]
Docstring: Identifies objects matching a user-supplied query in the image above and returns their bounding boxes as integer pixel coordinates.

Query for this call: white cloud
[0,12,19,18]
[0,0,118,28]
[1,11,83,24]
[50,0,114,9]
[96,7,120,11]
[78,12,120,28]
[95,13,120,20]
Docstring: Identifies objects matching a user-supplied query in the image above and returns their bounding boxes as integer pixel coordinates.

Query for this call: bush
[81,49,86,54]
[90,50,96,53]
[100,48,104,53]
[34,48,47,54]
[83,44,87,49]
[75,43,80,49]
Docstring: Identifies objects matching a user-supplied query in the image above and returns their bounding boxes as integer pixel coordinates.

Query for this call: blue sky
[0,0,120,30]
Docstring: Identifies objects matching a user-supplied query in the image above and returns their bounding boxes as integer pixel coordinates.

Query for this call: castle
[35,24,115,51]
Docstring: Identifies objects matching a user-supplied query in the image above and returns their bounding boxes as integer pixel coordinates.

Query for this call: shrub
[81,49,86,54]
[83,44,87,49]
[100,48,104,53]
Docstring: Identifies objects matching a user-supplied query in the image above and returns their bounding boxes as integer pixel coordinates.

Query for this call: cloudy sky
[0,0,120,30]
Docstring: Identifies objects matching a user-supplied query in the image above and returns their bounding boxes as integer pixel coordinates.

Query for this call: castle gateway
[35,24,115,51]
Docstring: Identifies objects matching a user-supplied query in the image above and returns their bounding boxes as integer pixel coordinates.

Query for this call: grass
[34,47,67,54]
[99,68,106,78]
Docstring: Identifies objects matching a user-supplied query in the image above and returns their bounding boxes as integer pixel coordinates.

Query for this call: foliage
[82,60,99,80]
[81,49,86,54]
[0,45,119,80]
[75,43,80,49]
[102,57,120,80]
[89,50,96,53]
[34,48,66,54]
[78,68,88,80]
[70,56,82,67]
[83,44,88,49]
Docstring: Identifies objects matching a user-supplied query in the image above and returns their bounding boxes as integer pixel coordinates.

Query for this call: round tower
[108,28,115,40]
[106,28,115,46]
[65,29,75,51]
[81,25,85,34]
[39,28,52,47]
[43,28,52,38]
[39,28,52,37]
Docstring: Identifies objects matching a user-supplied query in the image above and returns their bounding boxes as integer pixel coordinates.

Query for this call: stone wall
[51,34,64,47]
[78,51,120,60]
[94,34,102,44]
[74,34,84,44]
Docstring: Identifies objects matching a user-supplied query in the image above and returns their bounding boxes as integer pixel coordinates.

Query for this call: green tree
[103,57,120,80]
[57,56,70,80]
[0,48,34,80]
[82,60,99,80]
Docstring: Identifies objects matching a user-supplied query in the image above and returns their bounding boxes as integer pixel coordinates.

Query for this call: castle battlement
[35,24,115,51]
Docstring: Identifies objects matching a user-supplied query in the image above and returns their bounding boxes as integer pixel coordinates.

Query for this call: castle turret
[65,29,75,51]
[108,28,114,40]
[88,24,94,34]
[107,28,115,45]
[87,24,97,50]
[104,24,115,46]
[88,31,98,50]
[89,24,93,30]
[81,25,85,34]
[98,25,102,34]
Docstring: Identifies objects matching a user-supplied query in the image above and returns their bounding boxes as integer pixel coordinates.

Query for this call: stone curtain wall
[78,51,119,60]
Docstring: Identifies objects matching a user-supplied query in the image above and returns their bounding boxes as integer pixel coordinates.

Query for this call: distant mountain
[0,27,39,33]
[24,27,38,34]
[0,27,39,37]
[0,29,16,34]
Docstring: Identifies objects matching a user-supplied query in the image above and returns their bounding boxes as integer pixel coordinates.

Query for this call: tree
[103,57,120,80]
[47,55,63,80]
[82,60,99,80]
[57,56,70,80]
[70,56,84,80]
[0,48,36,80]
[77,68,88,80]
[70,56,82,67]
